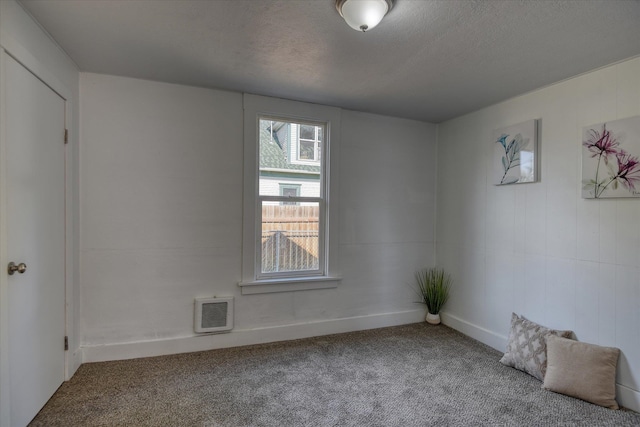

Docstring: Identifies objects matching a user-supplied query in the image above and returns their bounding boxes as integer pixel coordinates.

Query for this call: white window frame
[257,116,325,280]
[239,94,341,295]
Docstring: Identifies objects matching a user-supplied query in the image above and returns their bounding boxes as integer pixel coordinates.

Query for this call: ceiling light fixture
[335,0,394,32]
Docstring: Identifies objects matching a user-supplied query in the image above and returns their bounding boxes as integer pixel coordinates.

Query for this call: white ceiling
[20,0,640,123]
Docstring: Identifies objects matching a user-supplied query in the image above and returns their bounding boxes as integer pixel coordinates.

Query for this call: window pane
[281,187,298,198]
[299,140,315,160]
[299,125,315,140]
[316,128,323,162]
[261,202,320,274]
[259,118,322,197]
[280,185,299,206]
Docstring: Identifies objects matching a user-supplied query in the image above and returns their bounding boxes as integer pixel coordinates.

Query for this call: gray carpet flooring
[30,323,640,426]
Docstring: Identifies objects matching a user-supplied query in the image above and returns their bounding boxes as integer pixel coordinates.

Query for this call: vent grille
[201,302,227,328]
[194,297,233,333]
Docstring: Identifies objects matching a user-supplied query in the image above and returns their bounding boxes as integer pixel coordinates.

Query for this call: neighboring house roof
[259,123,320,174]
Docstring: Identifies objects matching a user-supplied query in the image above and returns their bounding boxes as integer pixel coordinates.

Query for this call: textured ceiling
[19,0,640,123]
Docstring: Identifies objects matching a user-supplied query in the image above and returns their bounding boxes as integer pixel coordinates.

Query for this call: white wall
[79,73,437,360]
[0,1,80,425]
[436,56,640,411]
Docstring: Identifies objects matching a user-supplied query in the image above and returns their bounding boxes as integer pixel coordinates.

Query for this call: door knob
[8,262,27,275]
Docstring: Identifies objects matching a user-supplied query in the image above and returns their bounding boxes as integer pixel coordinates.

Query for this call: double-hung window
[240,95,341,294]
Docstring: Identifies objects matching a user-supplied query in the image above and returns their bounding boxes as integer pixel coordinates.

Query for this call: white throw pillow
[499,313,573,381]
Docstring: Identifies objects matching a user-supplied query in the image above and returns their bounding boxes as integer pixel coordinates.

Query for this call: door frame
[0,33,76,427]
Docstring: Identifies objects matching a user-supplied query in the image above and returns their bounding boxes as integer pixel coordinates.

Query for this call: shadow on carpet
[30,323,640,426]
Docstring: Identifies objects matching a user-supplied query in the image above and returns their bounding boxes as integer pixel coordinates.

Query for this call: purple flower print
[582,123,640,199]
[583,124,619,162]
[582,124,621,198]
[613,151,640,192]
[594,150,640,196]
[581,122,640,198]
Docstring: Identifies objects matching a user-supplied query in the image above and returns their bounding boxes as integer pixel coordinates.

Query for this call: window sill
[238,276,341,295]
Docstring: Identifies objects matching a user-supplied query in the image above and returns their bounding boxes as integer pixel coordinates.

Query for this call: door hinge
[64,336,69,351]
[64,129,69,144]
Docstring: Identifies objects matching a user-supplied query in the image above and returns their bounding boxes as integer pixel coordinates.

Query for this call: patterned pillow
[499,313,573,381]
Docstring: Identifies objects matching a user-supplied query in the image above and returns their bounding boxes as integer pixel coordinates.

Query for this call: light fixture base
[335,0,394,32]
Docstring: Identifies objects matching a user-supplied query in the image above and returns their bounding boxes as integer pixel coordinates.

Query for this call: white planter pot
[426,312,441,325]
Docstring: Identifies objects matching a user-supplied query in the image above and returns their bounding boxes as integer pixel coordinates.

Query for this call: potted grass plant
[414,267,451,325]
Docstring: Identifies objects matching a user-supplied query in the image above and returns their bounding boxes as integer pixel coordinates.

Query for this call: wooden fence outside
[261,205,319,272]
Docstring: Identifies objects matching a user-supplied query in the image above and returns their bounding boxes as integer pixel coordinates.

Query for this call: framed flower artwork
[582,116,640,199]
[493,119,538,185]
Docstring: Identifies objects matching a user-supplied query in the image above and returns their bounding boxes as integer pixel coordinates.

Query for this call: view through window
[258,118,325,276]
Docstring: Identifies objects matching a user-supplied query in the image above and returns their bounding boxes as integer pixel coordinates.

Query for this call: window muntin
[257,117,326,278]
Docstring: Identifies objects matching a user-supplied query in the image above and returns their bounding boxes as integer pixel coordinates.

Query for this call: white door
[5,53,66,427]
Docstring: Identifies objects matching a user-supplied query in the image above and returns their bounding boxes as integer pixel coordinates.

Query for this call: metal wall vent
[194,297,234,333]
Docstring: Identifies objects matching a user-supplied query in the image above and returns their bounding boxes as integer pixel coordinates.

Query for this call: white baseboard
[617,383,640,413]
[440,312,508,351]
[81,309,425,363]
[441,312,640,413]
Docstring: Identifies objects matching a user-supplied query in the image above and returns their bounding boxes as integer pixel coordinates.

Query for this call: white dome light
[336,0,394,32]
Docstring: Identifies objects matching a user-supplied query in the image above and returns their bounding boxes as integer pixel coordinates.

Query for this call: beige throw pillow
[499,313,573,381]
[543,335,620,410]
